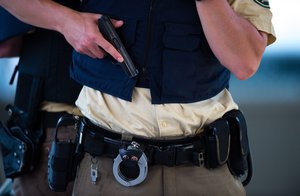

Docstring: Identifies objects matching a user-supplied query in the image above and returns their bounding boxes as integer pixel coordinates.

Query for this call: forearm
[0,0,78,33]
[195,0,268,80]
[0,0,123,61]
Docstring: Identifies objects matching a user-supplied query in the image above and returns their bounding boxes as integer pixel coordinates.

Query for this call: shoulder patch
[253,0,270,8]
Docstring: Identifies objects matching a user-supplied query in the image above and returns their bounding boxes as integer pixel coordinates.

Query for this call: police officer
[0,0,276,195]
[71,1,276,195]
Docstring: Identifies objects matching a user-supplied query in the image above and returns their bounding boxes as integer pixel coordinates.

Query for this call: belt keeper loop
[152,146,176,167]
[164,146,176,167]
[145,145,154,164]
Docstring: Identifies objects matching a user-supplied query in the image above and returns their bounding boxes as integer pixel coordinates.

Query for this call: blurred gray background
[230,1,300,195]
[231,52,300,195]
[0,58,18,122]
[1,0,300,195]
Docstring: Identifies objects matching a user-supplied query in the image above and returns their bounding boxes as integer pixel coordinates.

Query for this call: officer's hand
[61,12,124,62]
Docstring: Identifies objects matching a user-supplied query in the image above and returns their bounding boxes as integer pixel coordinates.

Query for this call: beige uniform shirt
[229,0,276,45]
[75,0,276,138]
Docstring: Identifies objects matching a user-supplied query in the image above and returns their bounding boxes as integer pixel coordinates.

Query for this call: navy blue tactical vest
[70,0,230,104]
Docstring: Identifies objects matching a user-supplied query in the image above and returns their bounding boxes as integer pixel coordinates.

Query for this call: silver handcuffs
[112,141,148,187]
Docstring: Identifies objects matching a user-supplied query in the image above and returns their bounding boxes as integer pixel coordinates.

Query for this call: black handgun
[98,15,139,78]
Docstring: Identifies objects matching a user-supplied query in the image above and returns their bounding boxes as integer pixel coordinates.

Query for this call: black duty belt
[81,118,206,167]
[50,110,252,188]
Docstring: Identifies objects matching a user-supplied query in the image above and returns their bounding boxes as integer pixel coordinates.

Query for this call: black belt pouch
[204,118,230,169]
[223,110,250,176]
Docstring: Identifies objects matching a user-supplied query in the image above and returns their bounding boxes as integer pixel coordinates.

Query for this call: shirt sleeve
[228,0,276,45]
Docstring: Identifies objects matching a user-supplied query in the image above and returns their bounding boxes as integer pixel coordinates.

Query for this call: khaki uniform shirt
[75,0,276,138]
[229,0,276,45]
[41,101,82,116]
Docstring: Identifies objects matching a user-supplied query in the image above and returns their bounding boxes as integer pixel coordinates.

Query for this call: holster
[0,105,43,178]
[48,115,84,192]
